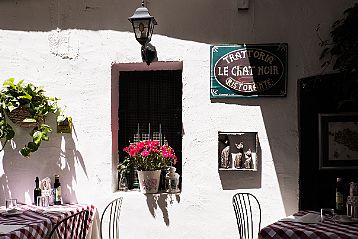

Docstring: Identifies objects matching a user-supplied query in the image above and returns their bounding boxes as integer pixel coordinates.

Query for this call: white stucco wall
[0,0,355,238]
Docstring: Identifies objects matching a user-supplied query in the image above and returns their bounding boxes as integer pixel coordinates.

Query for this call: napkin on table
[0,224,25,234]
[41,207,74,213]
[280,212,321,224]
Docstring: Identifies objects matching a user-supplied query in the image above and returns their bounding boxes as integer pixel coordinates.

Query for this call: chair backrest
[48,209,90,239]
[100,197,123,239]
[232,193,261,239]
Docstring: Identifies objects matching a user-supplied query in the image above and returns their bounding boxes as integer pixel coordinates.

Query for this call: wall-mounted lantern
[128,0,158,65]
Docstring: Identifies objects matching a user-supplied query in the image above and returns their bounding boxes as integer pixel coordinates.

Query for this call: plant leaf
[20,147,31,157]
[7,105,16,112]
[18,94,32,101]
[33,131,43,145]
[27,142,39,152]
[5,127,15,140]
[57,115,66,122]
[42,134,49,141]
[3,78,15,87]
[40,124,52,133]
[16,80,24,87]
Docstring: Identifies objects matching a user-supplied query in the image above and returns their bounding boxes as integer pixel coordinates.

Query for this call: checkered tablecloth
[0,203,96,239]
[259,211,358,239]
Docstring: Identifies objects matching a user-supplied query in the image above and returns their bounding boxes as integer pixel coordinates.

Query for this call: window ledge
[219,168,257,171]
[114,189,181,196]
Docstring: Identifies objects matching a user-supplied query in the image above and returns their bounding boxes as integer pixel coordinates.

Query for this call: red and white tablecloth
[0,203,96,239]
[259,211,358,239]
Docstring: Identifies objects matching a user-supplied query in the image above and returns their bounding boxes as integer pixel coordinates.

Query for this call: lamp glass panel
[133,19,150,40]
[147,21,155,42]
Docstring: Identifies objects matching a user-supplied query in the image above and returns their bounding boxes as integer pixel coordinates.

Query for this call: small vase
[137,170,161,194]
[118,174,128,192]
[165,166,180,193]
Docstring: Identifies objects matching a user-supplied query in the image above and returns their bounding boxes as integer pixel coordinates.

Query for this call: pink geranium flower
[141,150,150,156]
[121,140,177,171]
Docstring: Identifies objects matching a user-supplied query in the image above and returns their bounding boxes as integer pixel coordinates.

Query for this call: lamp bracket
[141,43,158,65]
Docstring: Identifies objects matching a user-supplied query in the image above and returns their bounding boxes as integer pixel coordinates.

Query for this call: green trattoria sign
[210,44,288,98]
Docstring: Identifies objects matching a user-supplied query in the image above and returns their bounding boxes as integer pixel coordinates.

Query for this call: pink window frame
[111,61,183,191]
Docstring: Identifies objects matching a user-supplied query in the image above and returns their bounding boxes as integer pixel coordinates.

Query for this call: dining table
[259,210,358,239]
[0,203,100,239]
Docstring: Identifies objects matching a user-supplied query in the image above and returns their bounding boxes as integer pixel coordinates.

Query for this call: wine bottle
[336,177,344,214]
[53,175,62,205]
[34,177,41,205]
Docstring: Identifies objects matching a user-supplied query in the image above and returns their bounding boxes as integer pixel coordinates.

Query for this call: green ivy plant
[319,3,358,74]
[0,78,63,157]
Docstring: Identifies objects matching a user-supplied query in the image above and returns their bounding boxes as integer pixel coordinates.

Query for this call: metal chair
[232,193,261,239]
[100,197,123,239]
[48,209,90,239]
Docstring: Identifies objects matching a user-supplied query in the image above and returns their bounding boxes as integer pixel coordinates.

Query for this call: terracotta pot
[137,170,161,193]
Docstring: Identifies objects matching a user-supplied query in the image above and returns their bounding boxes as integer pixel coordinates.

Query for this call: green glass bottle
[336,177,344,214]
[53,175,62,205]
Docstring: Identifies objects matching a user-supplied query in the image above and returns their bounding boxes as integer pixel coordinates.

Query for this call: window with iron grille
[118,70,182,190]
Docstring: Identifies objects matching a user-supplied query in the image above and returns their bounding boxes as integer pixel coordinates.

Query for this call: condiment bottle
[53,175,62,205]
[34,177,41,205]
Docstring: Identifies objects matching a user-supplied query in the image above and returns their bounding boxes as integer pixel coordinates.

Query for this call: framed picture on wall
[218,131,258,171]
[319,113,358,170]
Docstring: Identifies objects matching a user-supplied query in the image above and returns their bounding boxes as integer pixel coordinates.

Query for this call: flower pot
[137,170,161,194]
[6,106,41,128]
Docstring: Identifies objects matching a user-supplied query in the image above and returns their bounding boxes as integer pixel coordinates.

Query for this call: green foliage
[0,78,63,157]
[117,158,130,176]
[319,3,358,74]
[20,124,53,157]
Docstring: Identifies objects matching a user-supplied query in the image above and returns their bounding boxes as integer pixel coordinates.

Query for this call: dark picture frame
[319,113,358,170]
[218,131,258,171]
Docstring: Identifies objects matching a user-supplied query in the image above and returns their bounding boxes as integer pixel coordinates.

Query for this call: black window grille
[118,70,182,190]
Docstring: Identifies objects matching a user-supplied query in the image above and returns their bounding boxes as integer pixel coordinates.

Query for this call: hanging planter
[6,106,42,128]
[0,78,65,157]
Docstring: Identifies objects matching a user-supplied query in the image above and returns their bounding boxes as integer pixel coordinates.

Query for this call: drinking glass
[36,196,49,207]
[5,199,17,211]
[320,208,335,222]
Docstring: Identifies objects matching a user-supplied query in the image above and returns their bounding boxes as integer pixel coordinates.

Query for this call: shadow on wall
[0,0,252,43]
[145,193,180,226]
[0,122,87,205]
[212,96,298,215]
[0,0,132,32]
[0,1,351,45]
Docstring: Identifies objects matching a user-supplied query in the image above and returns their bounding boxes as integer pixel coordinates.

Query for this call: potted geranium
[118,139,177,193]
